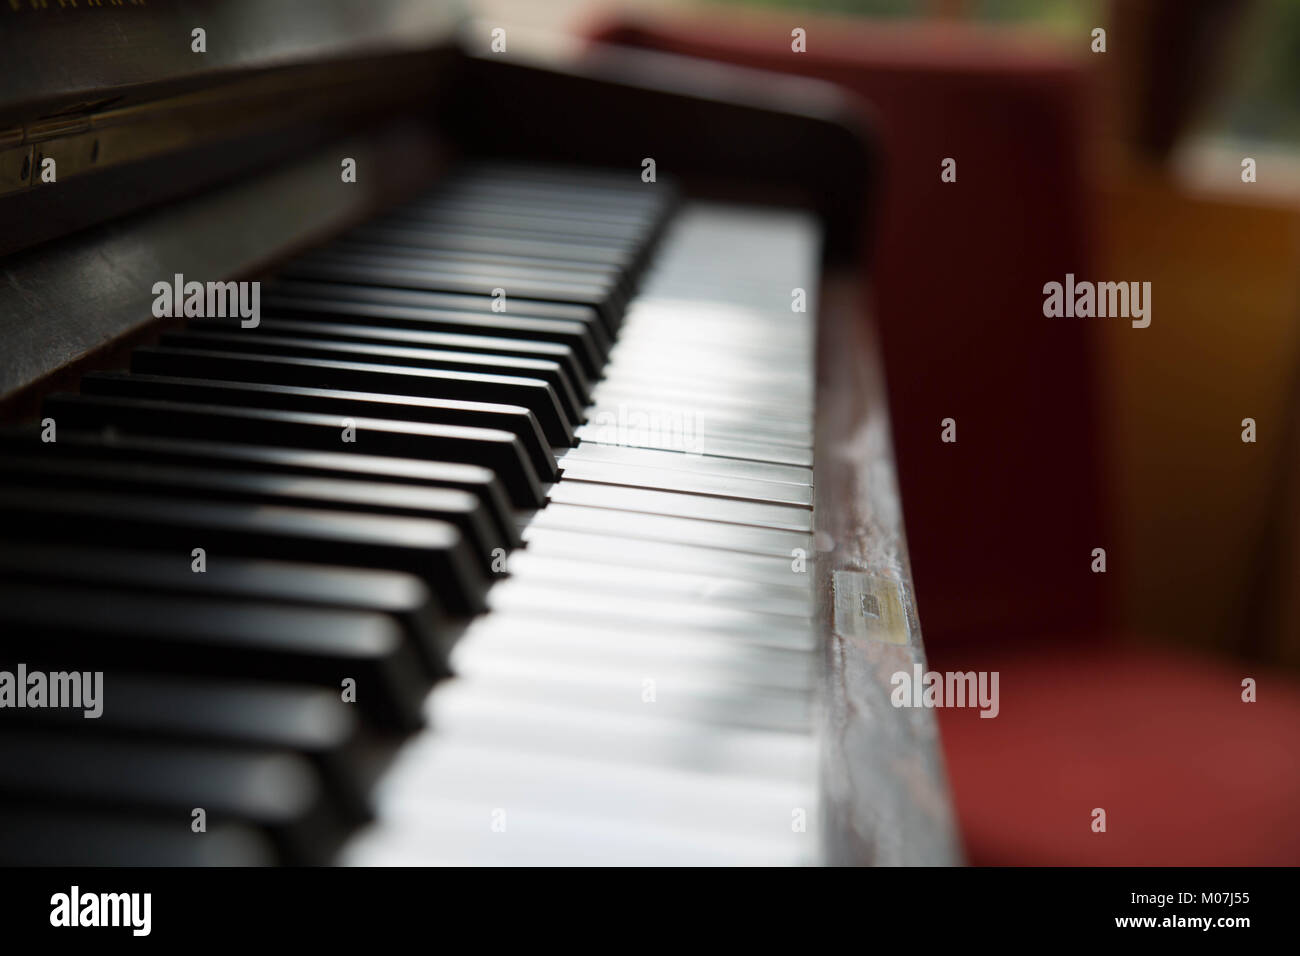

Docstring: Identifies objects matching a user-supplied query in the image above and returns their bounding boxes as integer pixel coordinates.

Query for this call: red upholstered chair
[584,14,1300,865]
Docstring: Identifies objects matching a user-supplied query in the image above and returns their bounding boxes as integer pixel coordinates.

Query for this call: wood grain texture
[815,272,962,865]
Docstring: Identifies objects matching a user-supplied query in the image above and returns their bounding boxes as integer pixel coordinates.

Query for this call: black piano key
[0,455,506,575]
[157,329,587,427]
[338,223,655,303]
[320,240,629,296]
[0,485,488,617]
[1,673,372,821]
[45,392,549,506]
[348,223,635,272]
[0,732,346,865]
[410,192,662,228]
[0,425,519,549]
[381,204,645,246]
[0,809,276,865]
[262,288,606,377]
[457,160,675,193]
[127,348,574,450]
[81,370,555,487]
[278,257,621,334]
[183,317,591,399]
[420,193,667,235]
[0,582,432,731]
[0,542,450,675]
[444,164,677,243]
[266,278,609,341]
[410,184,656,218]
[300,244,626,297]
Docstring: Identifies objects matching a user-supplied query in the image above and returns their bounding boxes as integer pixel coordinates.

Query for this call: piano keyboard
[0,163,822,866]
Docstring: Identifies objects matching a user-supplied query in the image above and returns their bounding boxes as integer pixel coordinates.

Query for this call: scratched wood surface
[815,273,963,865]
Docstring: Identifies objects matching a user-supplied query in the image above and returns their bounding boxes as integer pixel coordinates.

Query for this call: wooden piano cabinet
[815,272,962,865]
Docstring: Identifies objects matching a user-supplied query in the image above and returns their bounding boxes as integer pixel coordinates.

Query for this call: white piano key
[557,457,813,506]
[423,682,818,782]
[546,482,814,533]
[573,425,813,467]
[343,798,816,866]
[453,629,816,694]
[559,442,814,486]
[504,550,811,611]
[462,608,815,659]
[437,657,814,732]
[483,579,815,652]
[584,403,813,449]
[529,502,812,557]
[519,526,810,586]
[362,742,817,843]
[590,383,814,426]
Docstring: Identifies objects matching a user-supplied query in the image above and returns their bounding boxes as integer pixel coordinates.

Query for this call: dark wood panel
[0,119,448,419]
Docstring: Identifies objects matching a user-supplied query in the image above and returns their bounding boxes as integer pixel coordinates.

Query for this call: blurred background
[469,0,1300,865]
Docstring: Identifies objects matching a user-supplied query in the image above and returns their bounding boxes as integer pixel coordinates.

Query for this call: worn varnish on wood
[815,274,962,865]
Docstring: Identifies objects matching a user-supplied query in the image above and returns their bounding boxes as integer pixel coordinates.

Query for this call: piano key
[266,279,610,347]
[558,441,814,486]
[0,425,519,549]
[157,329,587,426]
[262,290,605,377]
[439,178,667,211]
[44,392,548,507]
[321,240,629,293]
[519,526,809,588]
[80,370,555,492]
[0,542,449,675]
[463,602,812,664]
[127,348,574,450]
[0,486,488,616]
[411,186,664,221]
[503,550,810,616]
[2,672,371,819]
[184,317,591,398]
[556,456,813,507]
[413,184,665,223]
[574,423,814,467]
[0,455,505,574]
[592,381,814,425]
[598,373,814,417]
[278,257,622,334]
[584,401,814,450]
[0,810,276,866]
[410,660,813,734]
[416,681,816,784]
[380,205,644,247]
[362,743,815,852]
[348,223,635,272]
[343,801,812,867]
[546,482,814,533]
[0,733,345,865]
[484,580,814,653]
[317,239,635,304]
[457,160,675,193]
[529,502,812,559]
[0,582,431,731]
[299,244,625,298]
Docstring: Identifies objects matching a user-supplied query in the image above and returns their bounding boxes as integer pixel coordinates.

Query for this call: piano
[0,0,959,865]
